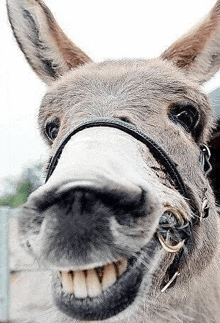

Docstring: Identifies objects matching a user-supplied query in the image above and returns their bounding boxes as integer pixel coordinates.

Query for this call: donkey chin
[18,127,189,322]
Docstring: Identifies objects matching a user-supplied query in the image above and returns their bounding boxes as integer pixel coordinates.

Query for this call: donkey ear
[161,1,220,84]
[7,0,91,85]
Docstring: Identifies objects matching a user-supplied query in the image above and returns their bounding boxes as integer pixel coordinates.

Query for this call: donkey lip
[53,241,158,321]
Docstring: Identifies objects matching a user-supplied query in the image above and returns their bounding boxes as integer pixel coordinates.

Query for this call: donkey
[7,0,220,322]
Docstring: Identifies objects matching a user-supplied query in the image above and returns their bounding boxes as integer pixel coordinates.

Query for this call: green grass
[0,182,33,208]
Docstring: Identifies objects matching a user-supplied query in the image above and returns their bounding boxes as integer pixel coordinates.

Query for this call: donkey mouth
[58,259,129,298]
[52,209,187,321]
[53,241,159,321]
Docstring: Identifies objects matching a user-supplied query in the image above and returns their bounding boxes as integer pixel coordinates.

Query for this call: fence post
[0,207,10,321]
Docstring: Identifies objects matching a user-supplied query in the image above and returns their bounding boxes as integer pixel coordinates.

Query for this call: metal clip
[200,145,212,177]
[201,198,210,218]
[161,272,180,292]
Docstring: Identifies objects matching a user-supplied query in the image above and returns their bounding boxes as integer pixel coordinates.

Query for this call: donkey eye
[169,103,199,133]
[45,120,60,141]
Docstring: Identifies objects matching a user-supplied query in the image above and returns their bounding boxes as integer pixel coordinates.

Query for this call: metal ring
[157,232,185,253]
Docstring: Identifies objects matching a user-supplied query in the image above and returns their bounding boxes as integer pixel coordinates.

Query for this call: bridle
[46,117,211,203]
[45,118,212,290]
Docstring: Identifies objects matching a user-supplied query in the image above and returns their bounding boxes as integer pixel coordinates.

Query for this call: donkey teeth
[58,260,128,298]
[117,259,128,276]
[102,263,117,290]
[74,270,87,299]
[87,269,102,297]
[60,271,74,294]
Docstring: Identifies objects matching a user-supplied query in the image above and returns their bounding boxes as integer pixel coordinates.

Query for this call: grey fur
[7,0,220,322]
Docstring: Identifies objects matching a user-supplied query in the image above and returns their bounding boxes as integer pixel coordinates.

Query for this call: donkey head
[7,0,220,322]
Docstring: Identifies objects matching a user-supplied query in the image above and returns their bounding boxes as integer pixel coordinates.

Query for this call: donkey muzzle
[20,127,161,268]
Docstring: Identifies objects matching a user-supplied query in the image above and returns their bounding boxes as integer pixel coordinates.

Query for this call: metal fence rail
[0,207,20,321]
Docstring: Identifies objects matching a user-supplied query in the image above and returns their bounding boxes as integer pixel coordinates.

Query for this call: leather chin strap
[45,118,211,289]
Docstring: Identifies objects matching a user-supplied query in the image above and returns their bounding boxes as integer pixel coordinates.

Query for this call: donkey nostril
[29,177,145,222]
[59,190,96,216]
[46,182,146,223]
[52,179,144,207]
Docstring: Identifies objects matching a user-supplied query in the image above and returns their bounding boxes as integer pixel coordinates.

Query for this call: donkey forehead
[39,58,210,121]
